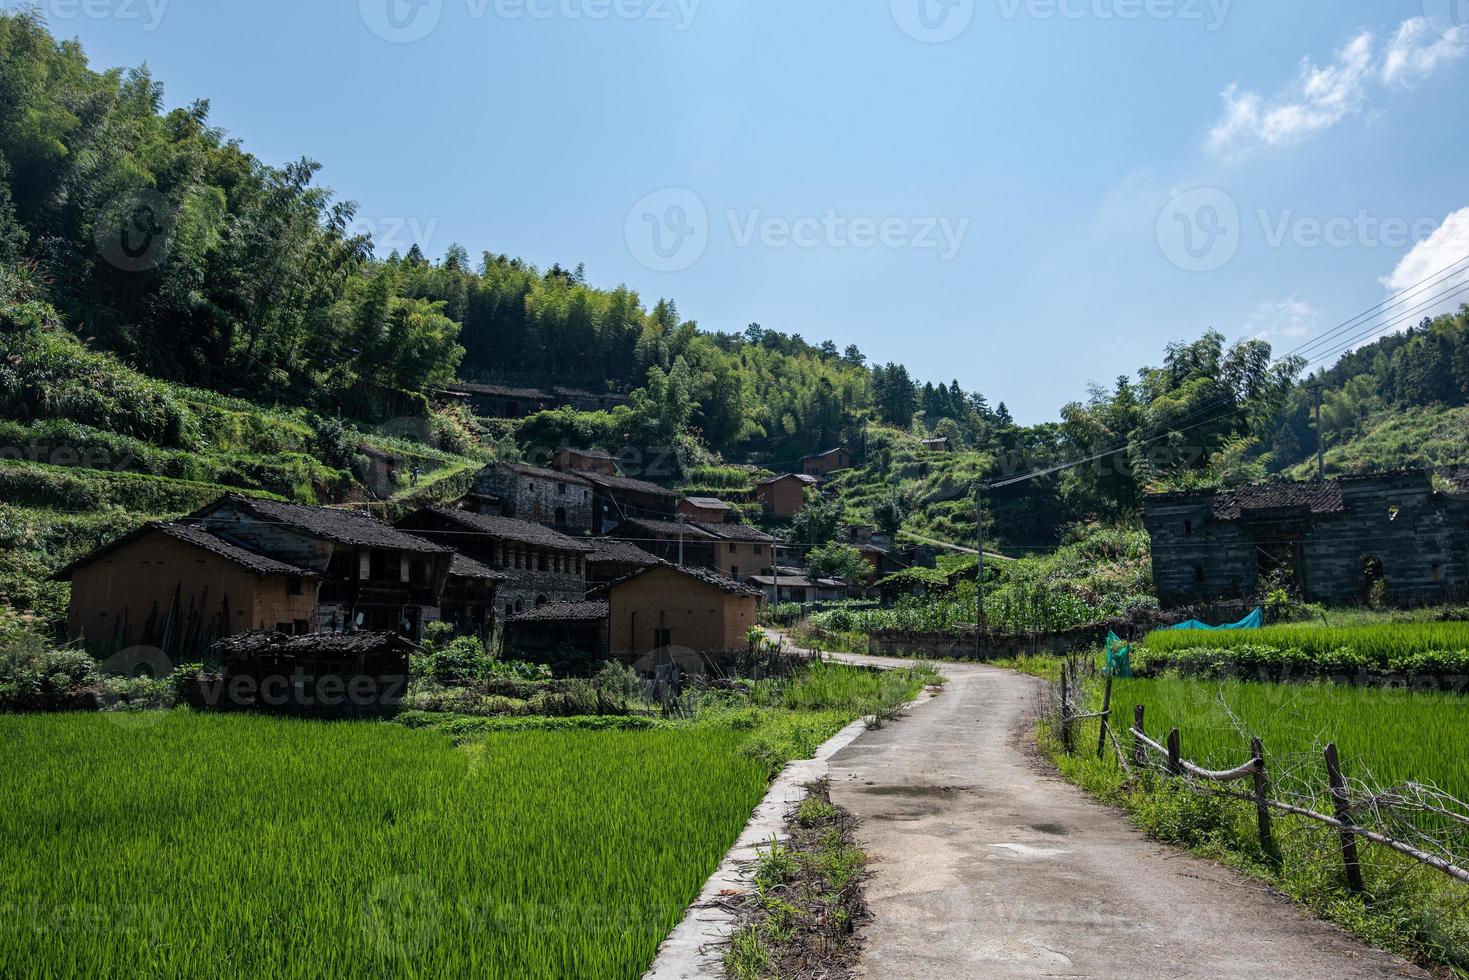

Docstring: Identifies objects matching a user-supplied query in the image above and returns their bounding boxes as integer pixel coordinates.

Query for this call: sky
[26,0,1469,422]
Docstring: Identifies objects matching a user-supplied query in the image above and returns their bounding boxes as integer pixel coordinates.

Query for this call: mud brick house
[394,505,592,618]
[756,473,820,519]
[191,495,455,636]
[57,521,321,655]
[678,496,733,523]
[693,521,780,582]
[609,518,718,569]
[594,563,762,666]
[1144,471,1469,608]
[502,601,610,670]
[801,447,852,477]
[206,630,413,717]
[585,538,660,587]
[471,462,593,532]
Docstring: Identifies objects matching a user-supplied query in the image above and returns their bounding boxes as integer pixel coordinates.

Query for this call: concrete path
[820,652,1426,980]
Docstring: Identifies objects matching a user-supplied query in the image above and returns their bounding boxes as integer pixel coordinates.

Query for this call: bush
[593,660,641,701]
[0,629,100,711]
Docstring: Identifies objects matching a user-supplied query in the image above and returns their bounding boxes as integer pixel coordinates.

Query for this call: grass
[0,712,770,979]
[1140,621,1469,677]
[1052,672,1469,971]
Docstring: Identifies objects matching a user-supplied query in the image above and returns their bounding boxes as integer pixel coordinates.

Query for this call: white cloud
[1361,207,1469,347]
[1208,19,1467,155]
[1381,16,1469,88]
[1245,298,1321,344]
[1208,32,1374,154]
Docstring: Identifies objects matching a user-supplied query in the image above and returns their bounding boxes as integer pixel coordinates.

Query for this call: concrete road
[821,653,1426,979]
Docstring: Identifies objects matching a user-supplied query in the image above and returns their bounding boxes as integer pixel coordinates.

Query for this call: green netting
[1166,607,1264,631]
[1104,632,1132,678]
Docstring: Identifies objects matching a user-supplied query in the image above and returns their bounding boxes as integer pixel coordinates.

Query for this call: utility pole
[1311,382,1325,481]
[975,482,986,656]
[677,510,685,567]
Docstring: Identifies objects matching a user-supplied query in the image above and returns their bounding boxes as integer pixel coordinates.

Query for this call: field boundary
[642,685,936,979]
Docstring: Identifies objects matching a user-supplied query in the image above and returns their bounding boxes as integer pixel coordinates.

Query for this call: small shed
[205,630,415,717]
[503,601,611,674]
[678,496,733,523]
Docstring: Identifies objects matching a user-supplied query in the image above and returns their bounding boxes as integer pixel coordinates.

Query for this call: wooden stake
[1059,669,1073,754]
[1166,728,1181,776]
[1251,736,1275,859]
[1132,705,1146,768]
[1324,743,1364,892]
[1095,672,1114,761]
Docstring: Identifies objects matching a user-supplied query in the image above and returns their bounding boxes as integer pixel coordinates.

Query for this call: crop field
[1108,675,1469,802]
[1139,621,1469,676]
[0,713,771,979]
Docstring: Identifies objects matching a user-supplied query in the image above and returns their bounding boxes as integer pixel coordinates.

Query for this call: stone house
[57,521,322,655]
[394,505,592,618]
[577,471,679,533]
[1144,471,1469,608]
[756,473,820,519]
[594,563,762,664]
[801,447,852,477]
[471,461,594,532]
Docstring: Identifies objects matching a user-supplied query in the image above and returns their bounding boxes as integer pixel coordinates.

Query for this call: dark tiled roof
[213,630,417,657]
[207,495,450,553]
[492,461,592,486]
[803,448,848,461]
[585,539,661,566]
[693,521,779,542]
[448,552,507,581]
[758,473,821,486]
[617,518,719,539]
[591,561,764,599]
[1435,466,1469,494]
[506,600,609,624]
[681,496,731,510]
[402,506,593,552]
[561,447,617,460]
[578,471,677,497]
[552,387,627,402]
[54,521,319,581]
[1211,481,1346,520]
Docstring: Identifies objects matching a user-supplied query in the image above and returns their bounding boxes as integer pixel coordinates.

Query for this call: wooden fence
[1055,661,1469,891]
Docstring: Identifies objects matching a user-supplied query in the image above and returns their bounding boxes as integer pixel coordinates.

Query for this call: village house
[747,570,848,605]
[577,471,680,533]
[756,473,821,519]
[57,521,322,655]
[608,517,719,569]
[553,447,617,476]
[1144,470,1469,608]
[470,461,594,532]
[438,553,506,641]
[584,537,661,587]
[206,630,415,717]
[443,383,629,419]
[921,437,952,453]
[678,496,734,523]
[694,521,780,582]
[801,447,852,477]
[594,563,763,667]
[394,505,592,618]
[189,495,456,636]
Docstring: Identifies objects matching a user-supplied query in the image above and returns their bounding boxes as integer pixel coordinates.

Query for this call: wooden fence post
[1324,743,1364,892]
[1095,672,1114,761]
[1132,705,1145,768]
[1166,728,1181,776]
[1250,736,1275,858]
[1059,668,1072,754]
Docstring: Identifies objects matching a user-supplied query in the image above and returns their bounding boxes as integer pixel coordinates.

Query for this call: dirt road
[822,652,1425,979]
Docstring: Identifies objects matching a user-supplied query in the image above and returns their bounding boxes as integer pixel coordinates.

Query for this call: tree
[806,542,869,583]
[787,495,843,546]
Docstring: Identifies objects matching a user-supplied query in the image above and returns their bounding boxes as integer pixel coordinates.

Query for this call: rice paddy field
[0,713,771,979]
[1107,674,1469,803]
[1142,621,1469,663]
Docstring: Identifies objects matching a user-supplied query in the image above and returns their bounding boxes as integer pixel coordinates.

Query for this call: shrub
[0,629,100,712]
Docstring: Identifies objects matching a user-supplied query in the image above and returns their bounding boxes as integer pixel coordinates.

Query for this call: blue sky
[30,0,1469,421]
